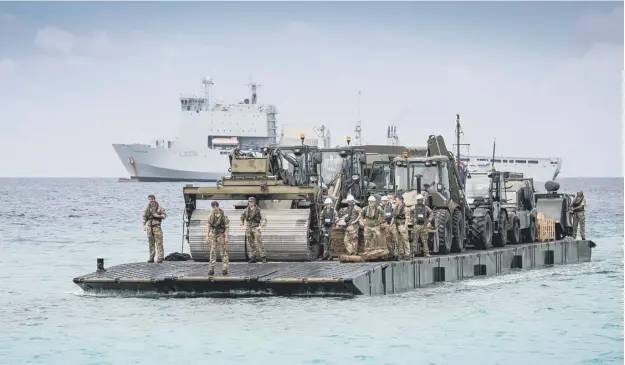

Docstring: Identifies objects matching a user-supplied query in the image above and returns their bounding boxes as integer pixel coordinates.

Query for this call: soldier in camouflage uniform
[320,197,339,260]
[391,194,411,260]
[571,190,587,240]
[359,195,385,253]
[411,194,431,258]
[240,197,267,263]
[142,194,167,263]
[342,194,362,255]
[207,201,230,276]
[380,195,397,259]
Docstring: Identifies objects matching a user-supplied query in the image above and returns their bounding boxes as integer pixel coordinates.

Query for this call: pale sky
[0,2,622,178]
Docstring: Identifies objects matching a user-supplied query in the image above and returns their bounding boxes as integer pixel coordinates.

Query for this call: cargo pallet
[73,239,595,297]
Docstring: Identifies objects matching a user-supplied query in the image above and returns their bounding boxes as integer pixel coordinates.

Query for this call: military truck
[502,172,537,243]
[464,170,509,249]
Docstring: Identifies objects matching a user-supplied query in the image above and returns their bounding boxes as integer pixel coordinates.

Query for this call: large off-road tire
[507,218,520,244]
[469,214,493,250]
[451,208,465,253]
[434,209,453,254]
[492,212,507,247]
[523,218,536,243]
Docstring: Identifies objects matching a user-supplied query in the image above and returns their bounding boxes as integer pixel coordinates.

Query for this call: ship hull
[465,157,562,183]
[112,144,229,182]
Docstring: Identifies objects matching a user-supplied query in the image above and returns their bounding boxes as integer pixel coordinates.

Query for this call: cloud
[577,5,624,44]
[34,26,112,55]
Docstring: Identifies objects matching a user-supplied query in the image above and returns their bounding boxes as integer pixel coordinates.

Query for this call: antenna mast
[354,90,362,146]
[247,77,261,104]
[201,76,214,110]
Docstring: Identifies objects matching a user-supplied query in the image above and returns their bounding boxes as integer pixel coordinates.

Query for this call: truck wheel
[493,213,508,247]
[451,208,465,253]
[527,219,536,243]
[469,214,493,250]
[508,219,520,244]
[434,209,453,254]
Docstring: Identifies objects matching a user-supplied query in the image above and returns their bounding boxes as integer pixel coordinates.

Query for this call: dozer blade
[188,208,312,262]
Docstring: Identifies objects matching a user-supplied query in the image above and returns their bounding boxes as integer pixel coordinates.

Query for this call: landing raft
[73,239,595,297]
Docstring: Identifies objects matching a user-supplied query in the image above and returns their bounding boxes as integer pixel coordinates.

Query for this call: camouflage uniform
[240,205,267,262]
[142,201,167,263]
[361,204,385,253]
[571,195,586,240]
[207,208,230,274]
[411,203,432,257]
[320,206,339,258]
[343,204,362,255]
[381,202,397,258]
[392,201,411,259]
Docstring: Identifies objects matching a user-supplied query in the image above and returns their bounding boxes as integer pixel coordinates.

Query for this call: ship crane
[386,125,399,146]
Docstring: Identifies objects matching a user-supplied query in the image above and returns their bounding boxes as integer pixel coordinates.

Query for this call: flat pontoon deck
[73,239,595,297]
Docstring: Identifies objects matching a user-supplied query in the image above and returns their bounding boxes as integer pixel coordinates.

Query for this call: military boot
[261,256,267,263]
[222,268,228,275]
[248,255,257,263]
[208,268,215,276]
[147,259,154,263]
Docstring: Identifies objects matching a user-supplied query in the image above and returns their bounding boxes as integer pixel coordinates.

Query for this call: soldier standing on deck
[391,195,411,260]
[411,194,431,258]
[342,195,362,255]
[240,197,267,263]
[142,194,167,263]
[380,196,397,258]
[206,201,230,276]
[360,195,385,254]
[571,190,587,240]
[320,198,339,260]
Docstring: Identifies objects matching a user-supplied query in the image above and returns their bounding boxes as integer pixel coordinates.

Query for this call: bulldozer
[182,141,325,262]
[392,135,471,254]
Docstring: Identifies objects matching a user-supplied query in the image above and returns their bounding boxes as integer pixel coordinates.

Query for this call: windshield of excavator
[395,161,449,197]
[368,162,393,190]
[319,151,344,183]
[465,173,490,201]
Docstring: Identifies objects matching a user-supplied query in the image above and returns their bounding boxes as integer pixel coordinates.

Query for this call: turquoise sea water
[0,177,622,365]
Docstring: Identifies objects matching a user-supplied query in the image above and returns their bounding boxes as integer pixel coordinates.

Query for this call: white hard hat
[368,196,376,202]
[324,198,332,204]
[346,195,354,202]
[381,196,388,201]
[416,194,424,200]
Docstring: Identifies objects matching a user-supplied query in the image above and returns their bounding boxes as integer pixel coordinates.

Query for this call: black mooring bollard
[97,258,106,272]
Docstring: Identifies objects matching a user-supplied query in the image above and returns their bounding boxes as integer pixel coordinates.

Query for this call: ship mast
[353,90,362,146]
[201,76,214,110]
[247,78,261,104]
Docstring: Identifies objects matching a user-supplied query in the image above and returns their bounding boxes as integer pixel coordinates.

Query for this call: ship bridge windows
[490,158,501,163]
[528,160,538,164]
[515,159,527,163]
